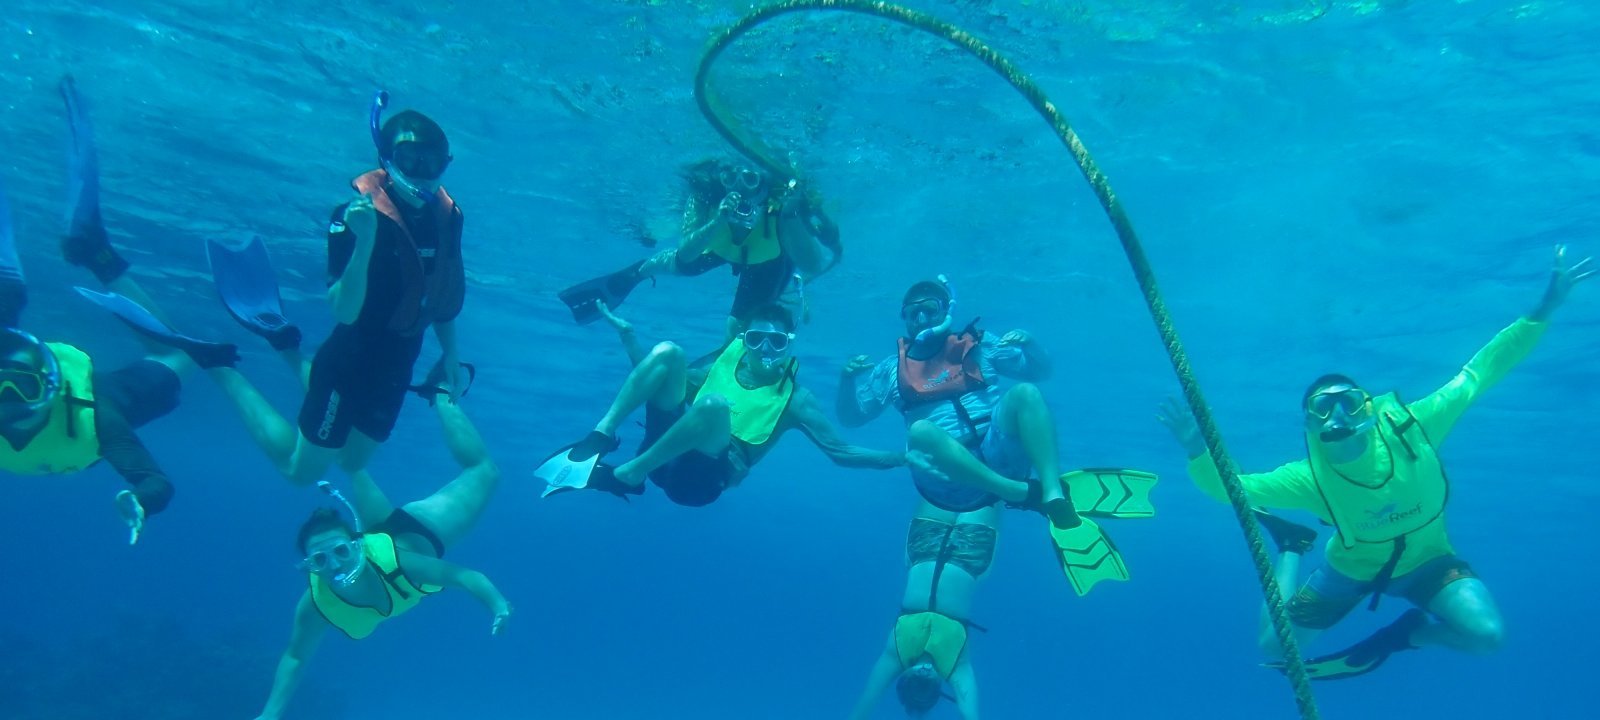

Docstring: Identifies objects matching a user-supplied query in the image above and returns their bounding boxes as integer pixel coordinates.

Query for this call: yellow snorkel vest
[0,343,101,476]
[703,208,783,266]
[309,533,440,640]
[693,343,796,446]
[1308,393,1451,581]
[894,612,968,679]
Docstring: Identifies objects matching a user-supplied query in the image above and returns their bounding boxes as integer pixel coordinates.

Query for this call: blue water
[3,1,1598,718]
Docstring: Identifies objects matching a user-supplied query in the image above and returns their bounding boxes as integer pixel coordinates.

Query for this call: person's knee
[686,395,732,425]
[908,419,950,450]
[1006,382,1044,406]
[647,342,685,367]
[1454,615,1505,654]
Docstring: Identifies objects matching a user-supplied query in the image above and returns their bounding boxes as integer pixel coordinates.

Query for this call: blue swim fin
[206,237,301,351]
[0,178,26,328]
[74,287,240,369]
[58,75,126,285]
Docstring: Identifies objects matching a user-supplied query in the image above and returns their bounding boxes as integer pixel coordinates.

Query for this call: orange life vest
[350,170,466,337]
[897,324,987,407]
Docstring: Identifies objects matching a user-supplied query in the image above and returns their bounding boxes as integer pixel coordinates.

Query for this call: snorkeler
[535,301,923,507]
[558,159,840,339]
[253,396,509,720]
[153,92,469,487]
[849,506,991,719]
[0,76,234,544]
[838,277,1156,595]
[1155,244,1594,681]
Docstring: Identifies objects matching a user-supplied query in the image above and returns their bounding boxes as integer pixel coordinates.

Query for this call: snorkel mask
[905,275,956,345]
[719,165,769,230]
[741,327,794,369]
[0,329,61,425]
[1306,385,1375,443]
[297,481,369,587]
[369,91,450,206]
[895,660,949,714]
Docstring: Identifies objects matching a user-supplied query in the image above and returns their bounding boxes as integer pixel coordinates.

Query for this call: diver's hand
[998,330,1032,347]
[1156,397,1207,459]
[597,301,633,337]
[842,355,875,376]
[1530,244,1595,322]
[345,196,378,248]
[114,490,146,545]
[491,602,513,636]
[905,450,948,482]
[717,192,744,219]
[444,357,465,404]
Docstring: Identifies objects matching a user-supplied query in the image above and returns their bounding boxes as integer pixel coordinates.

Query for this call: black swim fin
[206,237,301,351]
[1255,510,1319,554]
[558,259,647,325]
[75,287,240,369]
[1266,608,1426,681]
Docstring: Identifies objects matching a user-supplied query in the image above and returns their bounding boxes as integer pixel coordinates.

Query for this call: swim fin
[1049,516,1129,596]
[558,259,647,325]
[1266,608,1425,681]
[408,358,477,405]
[537,431,620,497]
[59,75,126,285]
[1064,468,1159,519]
[1255,510,1319,554]
[0,179,26,328]
[206,236,301,351]
[75,287,240,369]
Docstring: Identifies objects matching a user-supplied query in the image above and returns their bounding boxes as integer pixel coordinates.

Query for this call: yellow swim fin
[1064,468,1158,519]
[1049,517,1129,596]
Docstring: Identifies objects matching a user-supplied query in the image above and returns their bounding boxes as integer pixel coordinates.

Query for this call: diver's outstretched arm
[396,551,513,635]
[848,637,903,720]
[255,592,326,720]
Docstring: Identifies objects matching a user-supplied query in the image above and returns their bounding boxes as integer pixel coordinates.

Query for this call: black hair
[0,329,47,370]
[378,110,449,158]
[296,507,356,554]
[902,279,951,306]
[895,670,942,716]
[745,303,796,333]
[1302,373,1361,409]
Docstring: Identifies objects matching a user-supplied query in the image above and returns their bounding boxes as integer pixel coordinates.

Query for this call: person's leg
[907,421,1032,504]
[1413,579,1504,654]
[613,395,731,487]
[594,341,689,438]
[989,383,1076,525]
[208,366,337,485]
[1260,563,1363,659]
[399,401,500,549]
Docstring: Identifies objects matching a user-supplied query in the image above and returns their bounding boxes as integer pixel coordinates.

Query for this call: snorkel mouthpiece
[368,90,437,206]
[912,274,956,345]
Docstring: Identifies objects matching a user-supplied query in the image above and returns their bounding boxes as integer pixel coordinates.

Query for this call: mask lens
[744,330,791,353]
[720,166,763,193]
[392,142,450,180]
[0,368,46,404]
[901,299,944,320]
[1308,388,1367,420]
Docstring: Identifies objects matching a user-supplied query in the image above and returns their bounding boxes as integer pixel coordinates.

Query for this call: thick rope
[694,3,1322,717]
